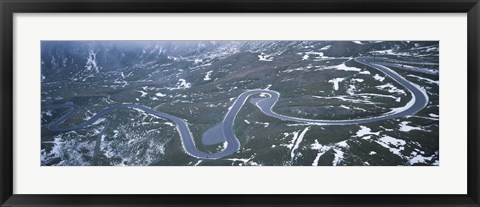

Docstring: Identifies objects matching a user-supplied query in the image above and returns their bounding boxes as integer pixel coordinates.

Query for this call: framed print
[1,0,479,206]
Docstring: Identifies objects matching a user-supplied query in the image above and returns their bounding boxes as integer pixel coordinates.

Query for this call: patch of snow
[193,160,203,166]
[336,140,349,148]
[407,74,439,85]
[204,70,213,81]
[85,50,98,72]
[163,122,175,126]
[376,83,406,95]
[127,137,135,145]
[362,135,372,140]
[290,127,310,160]
[312,95,376,105]
[225,155,256,165]
[217,141,228,151]
[155,92,166,97]
[328,78,345,91]
[194,58,203,64]
[311,140,332,166]
[302,54,310,60]
[332,149,344,166]
[376,136,406,157]
[254,121,269,128]
[319,45,331,50]
[258,53,274,61]
[380,136,406,146]
[370,49,411,56]
[324,63,362,72]
[346,84,356,95]
[408,152,437,165]
[353,93,401,102]
[339,105,350,109]
[168,56,179,61]
[50,135,64,155]
[282,67,309,73]
[303,51,333,60]
[92,118,106,125]
[135,90,148,97]
[248,161,261,166]
[373,74,385,82]
[310,139,323,150]
[399,121,430,132]
[41,110,53,119]
[169,79,192,90]
[356,126,380,137]
[281,131,298,151]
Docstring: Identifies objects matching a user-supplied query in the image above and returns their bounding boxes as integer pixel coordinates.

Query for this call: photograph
[40,40,439,166]
[2,0,478,205]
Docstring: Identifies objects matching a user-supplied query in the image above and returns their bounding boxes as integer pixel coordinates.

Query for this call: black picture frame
[1,0,479,206]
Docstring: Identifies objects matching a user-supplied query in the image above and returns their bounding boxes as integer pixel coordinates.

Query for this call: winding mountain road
[43,57,429,159]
